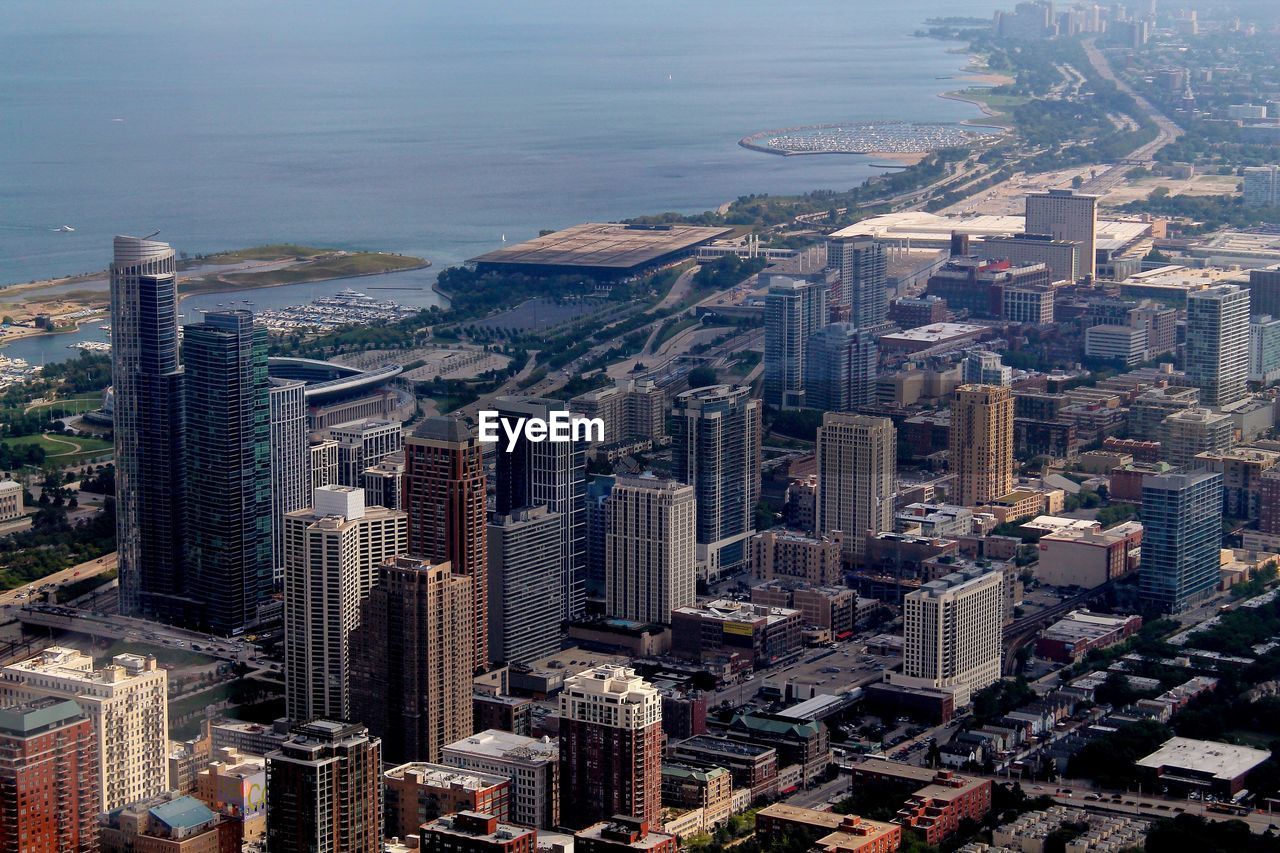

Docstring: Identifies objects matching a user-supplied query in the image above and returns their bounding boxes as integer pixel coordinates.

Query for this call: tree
[687,366,718,388]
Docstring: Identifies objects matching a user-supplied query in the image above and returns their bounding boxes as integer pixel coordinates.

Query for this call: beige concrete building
[1025,188,1098,279]
[1160,408,1235,469]
[750,529,843,586]
[195,746,267,844]
[0,479,23,521]
[892,567,1003,706]
[949,385,1014,508]
[605,474,696,625]
[816,414,896,564]
[283,485,407,723]
[571,378,666,446]
[1036,522,1143,588]
[0,646,168,810]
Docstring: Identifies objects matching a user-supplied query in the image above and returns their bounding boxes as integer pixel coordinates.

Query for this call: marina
[253,289,421,333]
[740,121,1001,156]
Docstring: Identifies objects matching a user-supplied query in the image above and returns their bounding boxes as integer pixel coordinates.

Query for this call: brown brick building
[0,699,98,853]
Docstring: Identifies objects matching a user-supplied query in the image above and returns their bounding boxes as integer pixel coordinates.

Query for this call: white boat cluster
[68,341,111,353]
[256,289,419,333]
[744,121,998,155]
[0,355,39,388]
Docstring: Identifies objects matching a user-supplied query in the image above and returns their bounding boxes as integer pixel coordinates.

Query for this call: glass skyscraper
[109,236,189,622]
[1139,471,1223,613]
[184,310,273,634]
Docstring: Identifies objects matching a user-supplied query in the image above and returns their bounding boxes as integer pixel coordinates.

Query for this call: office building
[979,232,1079,282]
[1243,165,1280,207]
[763,274,828,408]
[1128,385,1200,440]
[1248,266,1280,319]
[265,721,382,853]
[1085,323,1147,366]
[1140,472,1223,613]
[283,486,407,722]
[1002,282,1055,324]
[1160,408,1234,469]
[383,763,511,841]
[98,793,238,853]
[310,438,339,491]
[361,452,405,510]
[576,817,677,853]
[1185,284,1250,408]
[488,506,564,665]
[570,379,666,446]
[331,418,403,487]
[605,474,696,625]
[443,730,560,829]
[671,385,761,581]
[270,378,309,585]
[1249,314,1280,385]
[586,474,617,597]
[671,600,803,667]
[963,351,1011,386]
[110,235,188,621]
[755,805,901,853]
[827,237,888,329]
[892,566,1004,706]
[816,413,896,564]
[0,479,21,523]
[184,310,272,635]
[0,647,167,811]
[1025,189,1098,278]
[349,557,473,763]
[0,699,98,853]
[559,665,663,828]
[804,323,877,412]
[493,396,587,621]
[420,811,536,853]
[949,385,1014,508]
[405,417,490,667]
[750,529,843,586]
[923,258,1051,319]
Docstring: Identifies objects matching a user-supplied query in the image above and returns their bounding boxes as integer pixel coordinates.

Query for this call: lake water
[1,0,1002,363]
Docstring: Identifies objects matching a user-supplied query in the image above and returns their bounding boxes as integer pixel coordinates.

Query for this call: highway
[1077,38,1183,196]
[0,551,117,609]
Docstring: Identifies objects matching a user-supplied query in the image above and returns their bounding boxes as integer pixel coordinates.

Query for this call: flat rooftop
[444,729,558,763]
[878,323,985,344]
[829,211,1150,252]
[471,222,733,274]
[1136,737,1270,781]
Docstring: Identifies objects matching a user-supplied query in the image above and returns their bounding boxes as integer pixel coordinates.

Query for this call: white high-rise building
[816,413,896,564]
[1243,165,1280,207]
[1026,189,1098,279]
[283,486,407,722]
[605,474,696,624]
[1185,284,1250,408]
[763,274,828,408]
[0,647,169,810]
[488,505,564,665]
[827,237,888,329]
[270,378,309,584]
[892,566,1004,706]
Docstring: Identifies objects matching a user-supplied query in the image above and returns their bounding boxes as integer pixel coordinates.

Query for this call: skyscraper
[283,486,407,723]
[184,309,273,635]
[404,417,489,667]
[110,235,188,621]
[0,647,168,811]
[1140,471,1223,613]
[804,323,878,412]
[349,557,473,763]
[270,378,309,585]
[949,385,1015,508]
[671,385,761,581]
[815,413,896,565]
[558,665,662,828]
[1185,284,1250,408]
[605,474,697,624]
[891,566,1003,707]
[827,236,887,329]
[488,506,564,665]
[266,720,382,853]
[1025,188,1098,279]
[0,699,98,853]
[331,419,403,487]
[763,274,828,408]
[493,396,587,621]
